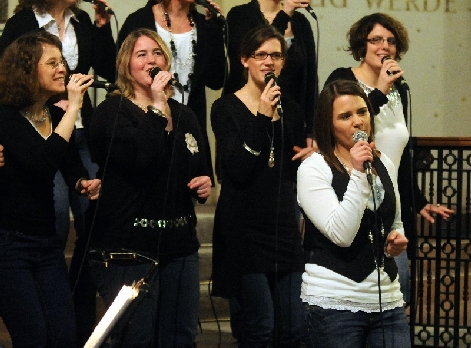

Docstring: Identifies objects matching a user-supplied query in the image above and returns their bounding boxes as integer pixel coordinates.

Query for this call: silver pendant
[268,147,275,168]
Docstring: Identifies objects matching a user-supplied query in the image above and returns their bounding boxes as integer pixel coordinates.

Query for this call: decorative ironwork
[410,137,471,347]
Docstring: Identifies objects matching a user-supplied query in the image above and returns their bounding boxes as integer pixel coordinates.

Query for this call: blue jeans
[54,128,98,249]
[303,303,410,348]
[0,229,76,347]
[236,272,304,348]
[54,128,98,346]
[394,252,410,303]
[90,252,200,347]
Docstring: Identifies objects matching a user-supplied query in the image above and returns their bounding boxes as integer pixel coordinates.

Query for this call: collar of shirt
[34,7,78,30]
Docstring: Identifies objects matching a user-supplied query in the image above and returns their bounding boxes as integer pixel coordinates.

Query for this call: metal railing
[410,137,471,347]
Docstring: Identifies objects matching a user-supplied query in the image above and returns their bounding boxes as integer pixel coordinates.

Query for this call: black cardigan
[325,68,428,246]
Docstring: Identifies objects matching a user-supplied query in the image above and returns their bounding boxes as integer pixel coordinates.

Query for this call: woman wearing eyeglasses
[0,1,116,344]
[324,12,453,306]
[0,30,99,348]
[211,25,309,347]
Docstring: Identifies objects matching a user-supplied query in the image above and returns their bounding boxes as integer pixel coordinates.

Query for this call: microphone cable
[367,166,387,348]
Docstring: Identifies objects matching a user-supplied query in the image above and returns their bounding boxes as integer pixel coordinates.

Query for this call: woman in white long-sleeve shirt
[297,79,410,348]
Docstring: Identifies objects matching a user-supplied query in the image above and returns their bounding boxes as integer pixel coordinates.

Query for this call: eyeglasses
[366,37,397,46]
[251,51,284,61]
[39,58,68,69]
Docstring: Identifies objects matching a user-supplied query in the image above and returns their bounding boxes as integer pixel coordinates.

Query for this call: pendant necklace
[267,122,275,168]
[23,106,49,125]
[162,4,196,92]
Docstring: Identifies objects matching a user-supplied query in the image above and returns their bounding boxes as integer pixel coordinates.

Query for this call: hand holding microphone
[352,130,374,184]
[264,72,283,116]
[149,67,183,92]
[381,55,409,90]
[82,0,114,15]
[195,0,225,22]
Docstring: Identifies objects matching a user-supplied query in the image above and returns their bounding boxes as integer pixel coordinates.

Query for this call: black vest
[303,156,398,282]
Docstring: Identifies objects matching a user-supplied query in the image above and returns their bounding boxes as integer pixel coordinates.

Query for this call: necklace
[267,122,275,168]
[131,100,148,113]
[162,3,196,92]
[334,151,351,175]
[23,106,49,125]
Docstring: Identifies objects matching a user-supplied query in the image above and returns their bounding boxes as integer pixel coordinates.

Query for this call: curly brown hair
[346,13,409,61]
[14,0,80,14]
[0,30,62,109]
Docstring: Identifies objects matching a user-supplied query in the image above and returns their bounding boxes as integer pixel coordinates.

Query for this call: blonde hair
[115,28,172,99]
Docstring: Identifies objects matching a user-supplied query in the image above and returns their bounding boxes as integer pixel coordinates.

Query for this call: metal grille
[410,138,471,347]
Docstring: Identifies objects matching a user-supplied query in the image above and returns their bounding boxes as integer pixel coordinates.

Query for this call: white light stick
[84,285,139,348]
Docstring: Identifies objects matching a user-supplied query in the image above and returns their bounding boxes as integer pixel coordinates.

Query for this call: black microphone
[305,5,318,20]
[82,0,114,15]
[381,55,409,90]
[264,72,283,115]
[353,130,373,184]
[149,67,183,92]
[195,0,225,22]
[91,80,119,91]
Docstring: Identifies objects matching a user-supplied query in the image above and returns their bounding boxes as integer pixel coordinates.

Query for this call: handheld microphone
[195,0,225,22]
[82,0,114,15]
[353,130,373,184]
[149,67,183,92]
[305,5,318,20]
[264,72,283,115]
[381,55,409,90]
[91,80,119,91]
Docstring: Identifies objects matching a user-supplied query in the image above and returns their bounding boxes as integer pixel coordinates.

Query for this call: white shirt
[155,21,196,105]
[34,8,84,129]
[297,152,404,312]
[357,79,409,174]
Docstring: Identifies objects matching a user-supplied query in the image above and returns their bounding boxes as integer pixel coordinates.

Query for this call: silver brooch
[185,133,199,155]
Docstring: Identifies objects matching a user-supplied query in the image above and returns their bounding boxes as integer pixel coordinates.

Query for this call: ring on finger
[73,78,79,83]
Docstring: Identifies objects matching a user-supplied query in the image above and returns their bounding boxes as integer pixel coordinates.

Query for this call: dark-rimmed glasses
[366,37,396,46]
[251,51,284,61]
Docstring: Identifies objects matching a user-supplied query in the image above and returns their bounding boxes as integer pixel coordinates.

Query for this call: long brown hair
[0,30,62,109]
[314,80,376,172]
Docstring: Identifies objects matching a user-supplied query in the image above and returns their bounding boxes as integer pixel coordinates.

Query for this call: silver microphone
[353,130,373,183]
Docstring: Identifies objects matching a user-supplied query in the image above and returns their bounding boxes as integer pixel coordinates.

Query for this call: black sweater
[88,96,211,259]
[224,0,318,136]
[0,104,88,236]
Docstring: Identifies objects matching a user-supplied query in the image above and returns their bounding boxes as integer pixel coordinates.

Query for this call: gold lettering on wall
[310,0,457,12]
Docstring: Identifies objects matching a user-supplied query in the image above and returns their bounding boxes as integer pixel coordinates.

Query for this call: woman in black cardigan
[224,0,318,142]
[0,1,116,345]
[117,0,226,183]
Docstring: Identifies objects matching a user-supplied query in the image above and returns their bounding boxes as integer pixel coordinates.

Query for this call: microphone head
[264,72,276,85]
[381,55,391,64]
[353,130,368,143]
[149,67,161,80]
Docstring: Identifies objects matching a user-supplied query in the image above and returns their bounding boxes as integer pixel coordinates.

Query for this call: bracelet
[147,105,167,119]
[243,142,261,156]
